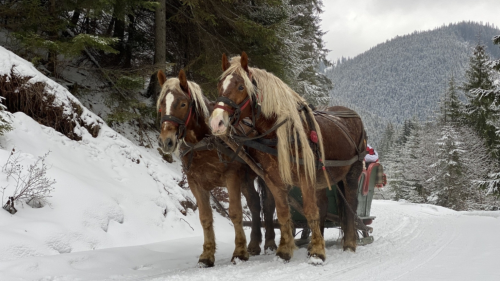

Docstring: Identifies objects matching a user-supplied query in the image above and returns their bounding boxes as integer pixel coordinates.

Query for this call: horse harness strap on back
[314,110,368,165]
[232,108,367,168]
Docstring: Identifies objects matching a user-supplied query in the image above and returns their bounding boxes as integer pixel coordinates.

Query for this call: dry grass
[0,68,100,140]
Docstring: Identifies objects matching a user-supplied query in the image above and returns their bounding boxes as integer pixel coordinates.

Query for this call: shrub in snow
[0,68,101,141]
[2,149,56,214]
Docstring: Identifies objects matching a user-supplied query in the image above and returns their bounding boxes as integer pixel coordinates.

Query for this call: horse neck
[254,113,279,139]
[184,101,211,144]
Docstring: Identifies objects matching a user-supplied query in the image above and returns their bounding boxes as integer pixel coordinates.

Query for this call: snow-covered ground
[1,200,500,280]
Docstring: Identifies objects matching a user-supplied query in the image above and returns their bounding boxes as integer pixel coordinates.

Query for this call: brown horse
[209,52,366,263]
[156,69,277,267]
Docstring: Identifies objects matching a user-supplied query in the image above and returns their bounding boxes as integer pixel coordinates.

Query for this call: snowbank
[0,46,210,262]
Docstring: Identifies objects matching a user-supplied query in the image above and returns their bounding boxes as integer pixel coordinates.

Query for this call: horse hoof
[231,255,249,264]
[264,247,276,255]
[275,251,291,262]
[307,253,325,264]
[247,245,261,256]
[273,255,290,263]
[264,241,278,254]
[343,245,356,252]
[198,259,214,268]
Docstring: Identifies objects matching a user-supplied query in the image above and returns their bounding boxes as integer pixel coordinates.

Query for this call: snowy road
[1,200,499,281]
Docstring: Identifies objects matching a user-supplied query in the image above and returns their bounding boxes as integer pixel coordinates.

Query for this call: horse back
[315,106,366,161]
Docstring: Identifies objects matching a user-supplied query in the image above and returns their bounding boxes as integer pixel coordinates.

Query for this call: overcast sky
[320,0,500,61]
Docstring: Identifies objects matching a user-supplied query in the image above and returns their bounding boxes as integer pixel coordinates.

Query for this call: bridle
[214,74,260,127]
[159,88,194,140]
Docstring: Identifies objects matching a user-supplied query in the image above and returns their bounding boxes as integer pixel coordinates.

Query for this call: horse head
[209,52,256,135]
[156,69,196,153]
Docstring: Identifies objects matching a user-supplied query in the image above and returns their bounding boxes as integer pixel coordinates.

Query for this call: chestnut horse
[156,69,277,267]
[209,52,366,263]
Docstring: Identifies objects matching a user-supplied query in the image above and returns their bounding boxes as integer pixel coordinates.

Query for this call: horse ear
[178,69,189,92]
[241,51,249,73]
[222,53,230,71]
[157,70,167,86]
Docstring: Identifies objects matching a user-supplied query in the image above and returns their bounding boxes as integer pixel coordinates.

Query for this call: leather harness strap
[236,108,367,167]
[214,96,251,126]
[314,111,365,159]
[160,88,194,140]
[180,137,248,166]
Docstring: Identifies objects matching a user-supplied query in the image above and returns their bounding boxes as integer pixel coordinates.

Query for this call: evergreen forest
[379,34,500,210]
[0,0,331,137]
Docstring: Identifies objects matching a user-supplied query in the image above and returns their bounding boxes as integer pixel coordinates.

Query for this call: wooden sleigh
[244,163,383,247]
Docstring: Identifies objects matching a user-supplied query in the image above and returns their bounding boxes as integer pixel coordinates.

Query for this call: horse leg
[264,175,295,261]
[317,188,328,238]
[300,178,326,262]
[259,177,277,252]
[240,173,262,256]
[226,172,249,262]
[190,183,216,267]
[341,162,363,252]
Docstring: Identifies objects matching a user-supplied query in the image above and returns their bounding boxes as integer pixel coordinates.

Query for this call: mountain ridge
[326,21,500,145]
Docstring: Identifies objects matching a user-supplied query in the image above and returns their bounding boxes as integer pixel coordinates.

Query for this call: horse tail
[336,180,346,241]
[256,176,266,219]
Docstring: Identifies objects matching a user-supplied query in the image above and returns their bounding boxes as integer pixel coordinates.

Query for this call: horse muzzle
[209,107,229,135]
[158,136,177,154]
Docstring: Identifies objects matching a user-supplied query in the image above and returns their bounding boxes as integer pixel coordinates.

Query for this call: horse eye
[238,85,244,91]
[181,103,186,108]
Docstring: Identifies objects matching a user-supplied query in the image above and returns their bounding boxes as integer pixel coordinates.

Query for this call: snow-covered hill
[0,46,222,264]
[326,22,500,145]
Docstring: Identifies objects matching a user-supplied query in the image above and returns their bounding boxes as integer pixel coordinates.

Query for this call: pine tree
[388,121,428,203]
[378,122,395,160]
[0,0,135,75]
[285,0,332,104]
[428,126,466,209]
[472,34,500,195]
[440,76,462,123]
[462,43,498,156]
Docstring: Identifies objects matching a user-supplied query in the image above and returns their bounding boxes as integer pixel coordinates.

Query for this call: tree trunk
[147,0,167,98]
[124,14,135,68]
[70,9,81,27]
[106,17,116,36]
[154,0,167,70]
[47,0,58,75]
[112,13,126,66]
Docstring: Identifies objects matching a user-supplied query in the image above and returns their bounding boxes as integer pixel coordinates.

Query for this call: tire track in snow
[389,225,459,281]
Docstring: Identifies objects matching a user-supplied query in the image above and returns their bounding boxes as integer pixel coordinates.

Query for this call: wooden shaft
[288,195,306,217]
[322,167,332,190]
[219,135,265,179]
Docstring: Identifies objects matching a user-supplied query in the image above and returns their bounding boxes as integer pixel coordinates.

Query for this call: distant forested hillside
[325,22,500,145]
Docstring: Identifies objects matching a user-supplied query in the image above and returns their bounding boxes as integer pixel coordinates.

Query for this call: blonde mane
[221,56,325,185]
[156,77,209,119]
